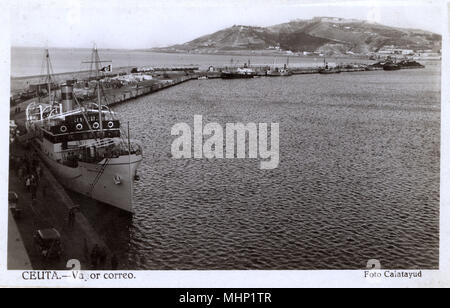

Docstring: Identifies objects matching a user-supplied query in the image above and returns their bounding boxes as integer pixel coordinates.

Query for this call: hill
[153,17,441,56]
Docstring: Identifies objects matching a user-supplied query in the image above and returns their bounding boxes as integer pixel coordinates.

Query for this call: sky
[8,0,446,49]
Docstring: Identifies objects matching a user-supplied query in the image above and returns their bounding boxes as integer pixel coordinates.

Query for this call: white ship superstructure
[25,48,142,212]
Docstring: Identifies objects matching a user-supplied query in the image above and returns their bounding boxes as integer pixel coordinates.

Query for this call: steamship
[25,48,142,212]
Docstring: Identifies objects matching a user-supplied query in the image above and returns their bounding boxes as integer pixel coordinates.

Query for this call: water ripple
[102,65,442,270]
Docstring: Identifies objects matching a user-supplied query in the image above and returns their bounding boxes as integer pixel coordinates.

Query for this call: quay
[93,65,368,106]
[10,60,405,110]
[8,140,117,270]
[104,75,197,107]
[8,211,32,270]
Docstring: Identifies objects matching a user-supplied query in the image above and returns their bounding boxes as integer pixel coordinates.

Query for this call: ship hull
[319,69,342,74]
[221,73,255,79]
[383,64,401,71]
[266,71,292,77]
[35,144,142,212]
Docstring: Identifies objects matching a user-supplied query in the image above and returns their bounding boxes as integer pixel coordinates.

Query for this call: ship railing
[57,144,141,166]
[80,138,117,149]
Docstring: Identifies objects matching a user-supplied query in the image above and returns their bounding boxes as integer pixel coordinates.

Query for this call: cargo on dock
[106,75,197,106]
[11,58,415,115]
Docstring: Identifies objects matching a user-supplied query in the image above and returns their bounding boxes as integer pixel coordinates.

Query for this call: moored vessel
[266,67,292,77]
[398,60,425,69]
[383,62,401,71]
[221,67,255,79]
[318,68,342,74]
[266,58,292,77]
[24,47,143,212]
[319,58,341,74]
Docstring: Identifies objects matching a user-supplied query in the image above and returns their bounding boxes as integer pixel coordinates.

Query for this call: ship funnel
[61,84,74,112]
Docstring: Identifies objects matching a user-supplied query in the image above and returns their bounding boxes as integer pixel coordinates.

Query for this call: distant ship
[318,67,342,74]
[383,62,401,71]
[319,59,341,74]
[383,59,425,71]
[397,60,425,69]
[266,67,292,77]
[221,67,255,79]
[266,58,292,76]
[25,47,143,212]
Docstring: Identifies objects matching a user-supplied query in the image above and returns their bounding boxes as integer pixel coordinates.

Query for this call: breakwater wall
[117,66,379,101]
[106,75,196,106]
[210,65,372,76]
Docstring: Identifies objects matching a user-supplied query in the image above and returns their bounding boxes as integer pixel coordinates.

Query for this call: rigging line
[88,158,110,196]
[37,50,47,100]
[76,54,83,82]
[48,52,57,84]
[99,86,122,131]
[87,46,132,150]
[89,47,94,80]
[72,93,98,141]
[98,83,129,147]
[39,50,46,83]
[79,50,93,81]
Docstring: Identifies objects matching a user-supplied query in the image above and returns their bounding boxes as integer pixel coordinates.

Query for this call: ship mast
[44,49,54,105]
[82,44,112,138]
[94,46,103,135]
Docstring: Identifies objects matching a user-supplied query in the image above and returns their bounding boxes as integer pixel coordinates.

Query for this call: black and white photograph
[1,0,449,288]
